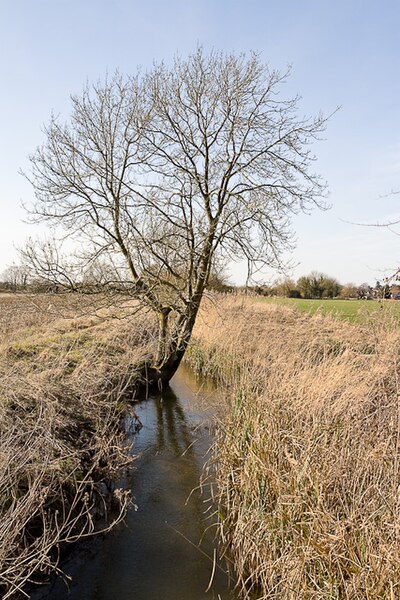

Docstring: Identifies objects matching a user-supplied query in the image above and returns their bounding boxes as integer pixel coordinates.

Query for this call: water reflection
[33,365,232,600]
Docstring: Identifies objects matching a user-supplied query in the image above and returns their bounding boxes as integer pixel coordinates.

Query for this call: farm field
[259,296,400,321]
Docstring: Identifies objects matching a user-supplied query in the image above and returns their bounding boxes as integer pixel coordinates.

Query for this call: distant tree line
[0,263,233,295]
[252,272,399,300]
[0,264,397,301]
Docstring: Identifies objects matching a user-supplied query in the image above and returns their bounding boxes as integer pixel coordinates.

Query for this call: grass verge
[188,295,400,599]
[0,293,156,598]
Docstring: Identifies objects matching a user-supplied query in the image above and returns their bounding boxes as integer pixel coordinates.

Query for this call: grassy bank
[189,296,400,599]
[0,294,156,598]
[259,296,400,322]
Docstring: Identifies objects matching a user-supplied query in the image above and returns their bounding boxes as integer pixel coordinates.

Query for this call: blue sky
[0,0,399,285]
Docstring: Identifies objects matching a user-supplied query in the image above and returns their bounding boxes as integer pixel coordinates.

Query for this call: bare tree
[24,49,328,383]
[1,265,29,292]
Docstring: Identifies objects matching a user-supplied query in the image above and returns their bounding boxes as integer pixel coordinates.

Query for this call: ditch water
[32,363,234,600]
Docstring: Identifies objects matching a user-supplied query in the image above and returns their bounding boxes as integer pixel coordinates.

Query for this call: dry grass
[0,293,157,598]
[189,295,400,599]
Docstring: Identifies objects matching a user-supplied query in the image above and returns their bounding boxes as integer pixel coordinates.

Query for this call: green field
[260,297,400,322]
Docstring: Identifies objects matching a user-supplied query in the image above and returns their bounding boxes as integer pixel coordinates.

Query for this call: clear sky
[0,0,399,285]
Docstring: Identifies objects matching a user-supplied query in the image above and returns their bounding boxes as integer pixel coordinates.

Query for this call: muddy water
[34,364,233,600]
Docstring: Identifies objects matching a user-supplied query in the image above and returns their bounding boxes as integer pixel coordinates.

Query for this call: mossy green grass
[259,297,400,322]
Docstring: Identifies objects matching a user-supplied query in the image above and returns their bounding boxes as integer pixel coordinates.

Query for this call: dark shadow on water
[31,364,233,600]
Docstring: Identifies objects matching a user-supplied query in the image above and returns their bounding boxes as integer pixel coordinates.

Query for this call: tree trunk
[156,309,170,365]
[149,302,201,387]
[147,232,213,388]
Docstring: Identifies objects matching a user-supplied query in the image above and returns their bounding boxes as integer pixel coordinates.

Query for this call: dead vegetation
[0,293,156,598]
[189,295,400,599]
